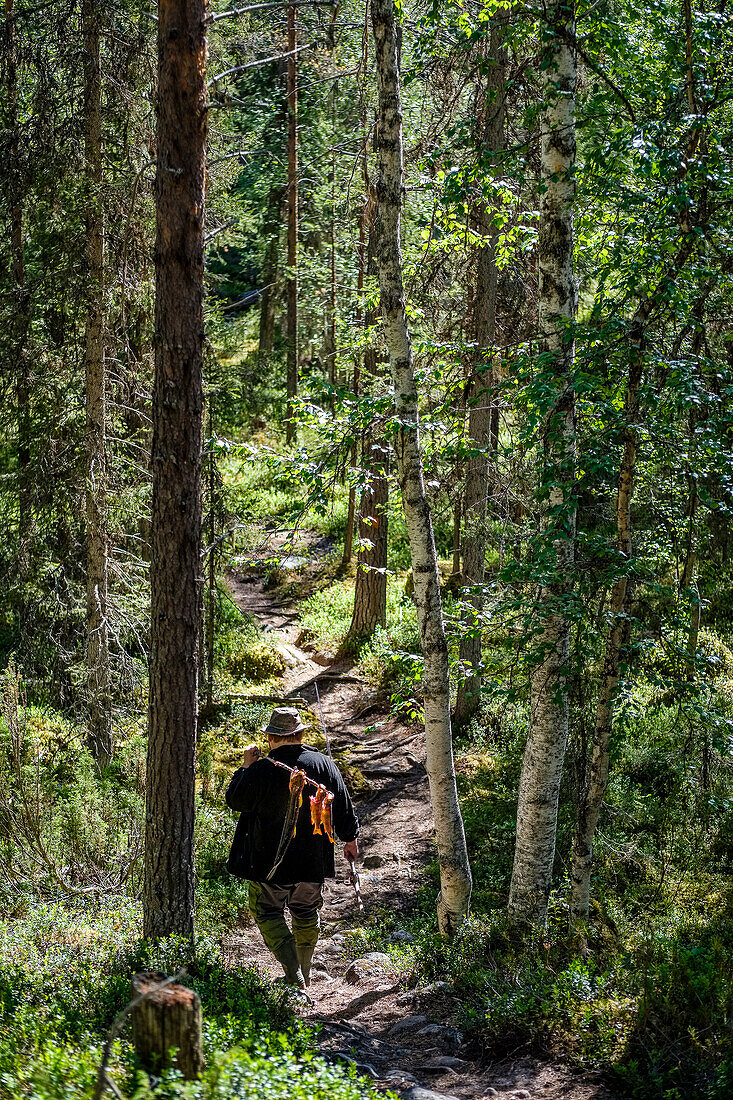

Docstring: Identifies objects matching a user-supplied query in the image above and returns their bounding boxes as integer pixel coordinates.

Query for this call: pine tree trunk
[570,351,641,924]
[508,0,577,929]
[455,30,506,726]
[324,78,337,389]
[285,0,299,444]
[205,397,216,712]
[82,0,112,767]
[343,169,371,567]
[345,440,388,647]
[372,0,472,935]
[258,186,285,361]
[143,0,207,943]
[6,0,32,617]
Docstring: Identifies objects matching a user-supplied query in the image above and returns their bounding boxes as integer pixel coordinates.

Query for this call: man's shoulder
[234,757,276,784]
[298,745,343,778]
[298,743,327,761]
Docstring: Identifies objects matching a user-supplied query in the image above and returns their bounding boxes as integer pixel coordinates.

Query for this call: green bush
[216,629,285,683]
[129,1045,395,1100]
[0,686,144,901]
[0,903,381,1100]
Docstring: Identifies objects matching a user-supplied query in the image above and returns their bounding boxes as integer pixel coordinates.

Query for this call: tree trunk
[682,470,700,684]
[131,972,204,1080]
[372,0,472,936]
[324,77,337,389]
[455,29,506,726]
[342,156,371,568]
[508,0,577,929]
[258,186,285,361]
[5,0,32,625]
[82,0,112,767]
[285,0,299,444]
[345,440,388,647]
[567,231,701,924]
[205,396,216,712]
[143,0,207,943]
[452,500,461,579]
[570,350,641,924]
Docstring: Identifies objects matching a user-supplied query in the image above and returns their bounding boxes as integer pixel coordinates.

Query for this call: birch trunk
[372,0,472,935]
[570,351,641,924]
[82,0,112,767]
[455,29,506,726]
[508,0,577,929]
[143,0,207,942]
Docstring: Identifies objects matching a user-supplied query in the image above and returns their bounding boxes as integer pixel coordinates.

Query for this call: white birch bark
[507,0,577,928]
[371,0,472,935]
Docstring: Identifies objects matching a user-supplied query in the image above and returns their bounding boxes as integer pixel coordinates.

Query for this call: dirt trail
[225,565,616,1100]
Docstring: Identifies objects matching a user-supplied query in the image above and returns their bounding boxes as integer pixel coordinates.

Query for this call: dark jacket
[225,743,359,884]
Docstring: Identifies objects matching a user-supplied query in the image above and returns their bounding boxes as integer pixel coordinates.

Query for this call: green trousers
[248,880,323,972]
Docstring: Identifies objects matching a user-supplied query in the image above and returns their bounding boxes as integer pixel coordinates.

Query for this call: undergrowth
[0,902,390,1100]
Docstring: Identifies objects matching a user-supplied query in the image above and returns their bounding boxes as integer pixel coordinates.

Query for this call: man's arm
[225,745,262,811]
[329,761,360,858]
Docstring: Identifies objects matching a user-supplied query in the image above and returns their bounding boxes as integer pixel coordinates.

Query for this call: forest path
[224,559,615,1100]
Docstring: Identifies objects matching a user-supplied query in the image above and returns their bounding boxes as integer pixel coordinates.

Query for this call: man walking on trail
[226,706,359,991]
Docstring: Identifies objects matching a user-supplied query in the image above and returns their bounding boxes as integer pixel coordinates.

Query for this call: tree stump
[131,971,204,1080]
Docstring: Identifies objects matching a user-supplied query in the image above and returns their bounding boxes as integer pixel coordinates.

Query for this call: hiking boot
[296,943,316,987]
[272,935,307,990]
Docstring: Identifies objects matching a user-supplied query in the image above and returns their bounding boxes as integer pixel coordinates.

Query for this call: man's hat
[262,706,307,738]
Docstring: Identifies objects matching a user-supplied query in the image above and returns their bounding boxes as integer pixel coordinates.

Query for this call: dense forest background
[1,0,733,1097]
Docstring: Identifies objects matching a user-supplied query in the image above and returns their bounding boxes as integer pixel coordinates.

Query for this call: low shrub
[0,903,385,1100]
[216,628,285,683]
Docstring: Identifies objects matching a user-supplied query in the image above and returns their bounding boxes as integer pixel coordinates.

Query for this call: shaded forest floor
[224,558,617,1100]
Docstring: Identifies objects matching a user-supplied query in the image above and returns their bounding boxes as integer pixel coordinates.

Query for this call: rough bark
[372,0,472,935]
[258,186,285,361]
[143,0,207,943]
[570,351,641,924]
[205,397,216,712]
[324,78,337,389]
[343,166,371,567]
[508,0,577,929]
[455,29,506,726]
[6,0,32,606]
[82,0,112,767]
[345,440,388,647]
[285,0,299,444]
[131,972,204,1080]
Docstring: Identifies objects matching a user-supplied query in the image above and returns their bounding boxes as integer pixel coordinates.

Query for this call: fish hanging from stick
[322,790,334,842]
[264,755,352,902]
[310,787,334,839]
[267,768,306,880]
